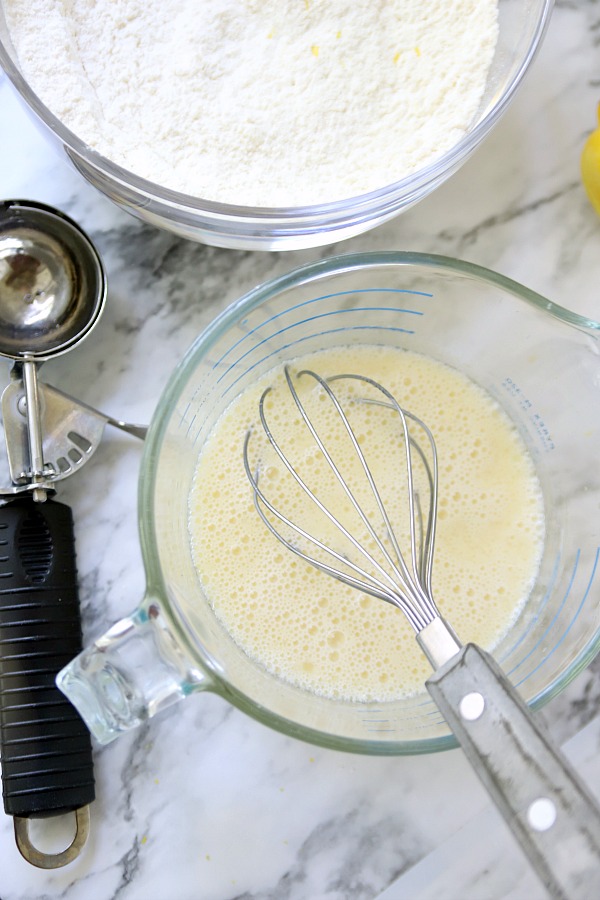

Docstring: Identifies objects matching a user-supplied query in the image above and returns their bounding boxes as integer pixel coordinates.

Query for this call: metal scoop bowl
[0,198,105,358]
[0,201,146,495]
[0,199,106,500]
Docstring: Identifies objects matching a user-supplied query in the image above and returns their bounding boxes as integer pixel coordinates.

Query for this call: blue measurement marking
[184,411,198,440]
[177,288,432,436]
[215,307,423,390]
[363,718,446,733]
[219,324,419,401]
[180,399,193,424]
[506,550,578,680]
[498,553,560,665]
[514,546,599,690]
[178,395,201,436]
[360,695,445,732]
[177,399,201,441]
[211,287,432,375]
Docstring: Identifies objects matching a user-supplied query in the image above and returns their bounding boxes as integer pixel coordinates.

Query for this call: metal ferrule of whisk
[243,365,462,670]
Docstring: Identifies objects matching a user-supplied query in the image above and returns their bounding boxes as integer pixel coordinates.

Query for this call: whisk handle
[426,643,600,899]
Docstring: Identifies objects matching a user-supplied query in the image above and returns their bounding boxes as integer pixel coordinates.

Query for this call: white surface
[0,2,599,898]
[378,717,600,900]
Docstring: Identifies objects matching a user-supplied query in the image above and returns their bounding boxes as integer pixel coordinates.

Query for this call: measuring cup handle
[0,498,95,853]
[426,643,600,898]
[57,600,209,745]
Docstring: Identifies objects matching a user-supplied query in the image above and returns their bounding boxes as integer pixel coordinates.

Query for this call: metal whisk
[244,365,600,899]
[244,366,461,666]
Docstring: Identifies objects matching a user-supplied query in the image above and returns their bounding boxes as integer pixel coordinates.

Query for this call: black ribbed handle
[0,497,95,818]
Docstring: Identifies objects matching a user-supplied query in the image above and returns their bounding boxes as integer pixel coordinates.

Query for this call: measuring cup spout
[56,601,209,744]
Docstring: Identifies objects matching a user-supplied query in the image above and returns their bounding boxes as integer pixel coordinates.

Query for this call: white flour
[5,0,498,206]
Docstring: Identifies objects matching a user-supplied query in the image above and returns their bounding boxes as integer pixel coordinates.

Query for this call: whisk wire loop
[286,369,425,609]
[324,371,439,620]
[243,440,415,615]
[244,367,443,632]
[247,396,420,621]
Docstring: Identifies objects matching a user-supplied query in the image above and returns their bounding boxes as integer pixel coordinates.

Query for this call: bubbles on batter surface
[188,345,545,703]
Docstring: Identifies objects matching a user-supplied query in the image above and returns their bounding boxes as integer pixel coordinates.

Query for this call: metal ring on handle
[14,805,90,869]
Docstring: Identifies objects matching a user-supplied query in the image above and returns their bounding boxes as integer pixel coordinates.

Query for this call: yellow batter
[188,346,544,702]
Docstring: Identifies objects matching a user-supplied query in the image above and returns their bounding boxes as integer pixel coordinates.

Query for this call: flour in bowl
[5,0,498,206]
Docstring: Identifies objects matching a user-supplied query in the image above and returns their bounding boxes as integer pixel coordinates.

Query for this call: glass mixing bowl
[0,1,553,250]
[58,251,600,756]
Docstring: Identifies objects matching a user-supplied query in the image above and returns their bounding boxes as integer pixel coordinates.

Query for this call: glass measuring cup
[58,252,600,755]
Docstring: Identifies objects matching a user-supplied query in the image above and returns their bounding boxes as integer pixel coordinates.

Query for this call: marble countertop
[1,3,600,898]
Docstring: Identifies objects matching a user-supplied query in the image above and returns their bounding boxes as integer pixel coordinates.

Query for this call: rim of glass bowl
[0,1,553,245]
[138,250,600,756]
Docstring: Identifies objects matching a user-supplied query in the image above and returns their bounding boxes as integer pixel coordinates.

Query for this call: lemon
[581,103,600,215]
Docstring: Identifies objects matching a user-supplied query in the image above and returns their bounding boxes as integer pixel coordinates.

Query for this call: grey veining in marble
[1,2,600,899]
